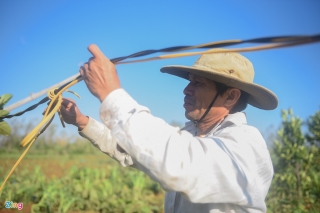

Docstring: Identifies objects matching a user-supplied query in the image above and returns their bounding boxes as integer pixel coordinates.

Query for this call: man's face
[183,73,218,121]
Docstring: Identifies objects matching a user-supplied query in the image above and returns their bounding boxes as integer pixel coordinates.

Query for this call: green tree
[305,110,320,207]
[267,109,320,213]
[306,109,320,147]
[0,94,12,135]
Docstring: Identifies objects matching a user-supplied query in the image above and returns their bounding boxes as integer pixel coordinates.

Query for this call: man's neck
[196,113,228,137]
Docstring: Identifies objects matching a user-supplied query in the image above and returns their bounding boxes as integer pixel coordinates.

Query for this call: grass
[0,152,165,213]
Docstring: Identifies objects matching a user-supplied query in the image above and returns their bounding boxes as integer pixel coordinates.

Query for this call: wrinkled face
[183,73,218,121]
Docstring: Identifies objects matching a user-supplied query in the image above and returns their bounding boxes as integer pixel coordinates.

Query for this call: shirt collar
[220,112,247,127]
[182,112,247,137]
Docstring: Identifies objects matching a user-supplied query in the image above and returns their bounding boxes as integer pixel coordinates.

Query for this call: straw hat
[160,49,278,110]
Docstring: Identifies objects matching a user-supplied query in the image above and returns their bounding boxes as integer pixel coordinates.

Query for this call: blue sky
[0,0,319,141]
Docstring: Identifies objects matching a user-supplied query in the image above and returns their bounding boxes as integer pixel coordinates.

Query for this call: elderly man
[60,44,278,213]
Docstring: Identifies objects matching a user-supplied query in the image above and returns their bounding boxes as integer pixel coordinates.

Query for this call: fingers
[79,66,84,78]
[61,98,77,108]
[87,44,104,59]
[59,104,68,115]
[60,104,66,113]
[79,63,87,77]
[79,62,90,82]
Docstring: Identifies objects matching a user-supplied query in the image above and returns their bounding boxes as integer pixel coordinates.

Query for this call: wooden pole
[4,74,80,111]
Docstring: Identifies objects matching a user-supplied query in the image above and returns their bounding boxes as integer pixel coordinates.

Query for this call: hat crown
[193,50,255,83]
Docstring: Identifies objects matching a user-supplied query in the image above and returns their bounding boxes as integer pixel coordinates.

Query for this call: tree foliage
[306,109,320,148]
[267,109,320,213]
[0,94,12,135]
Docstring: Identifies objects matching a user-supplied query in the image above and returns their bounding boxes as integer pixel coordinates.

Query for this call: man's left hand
[80,44,121,102]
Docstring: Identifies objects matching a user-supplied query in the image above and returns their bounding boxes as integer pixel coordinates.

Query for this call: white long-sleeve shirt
[79,88,274,213]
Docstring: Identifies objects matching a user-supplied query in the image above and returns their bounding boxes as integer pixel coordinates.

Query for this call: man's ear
[224,88,241,109]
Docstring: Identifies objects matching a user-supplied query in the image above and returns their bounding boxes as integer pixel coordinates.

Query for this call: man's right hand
[80,44,121,103]
[60,98,89,131]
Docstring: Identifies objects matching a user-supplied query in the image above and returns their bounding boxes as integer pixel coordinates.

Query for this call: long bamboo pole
[4,74,79,111]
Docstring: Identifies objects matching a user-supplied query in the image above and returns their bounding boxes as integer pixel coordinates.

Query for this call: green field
[0,124,165,213]
[0,152,165,213]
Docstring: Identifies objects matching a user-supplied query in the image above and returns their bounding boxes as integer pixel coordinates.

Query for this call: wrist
[98,87,120,103]
[76,115,89,131]
[98,93,108,103]
[95,90,109,103]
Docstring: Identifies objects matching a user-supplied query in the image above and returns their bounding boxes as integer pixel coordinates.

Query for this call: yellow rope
[0,77,82,193]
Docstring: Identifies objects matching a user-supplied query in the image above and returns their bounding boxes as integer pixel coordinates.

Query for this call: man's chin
[185,111,196,121]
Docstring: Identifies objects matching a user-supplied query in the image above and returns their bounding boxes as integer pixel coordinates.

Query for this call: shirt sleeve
[79,116,133,167]
[100,89,270,207]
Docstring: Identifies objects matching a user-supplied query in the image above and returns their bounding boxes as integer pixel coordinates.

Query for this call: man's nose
[183,82,194,96]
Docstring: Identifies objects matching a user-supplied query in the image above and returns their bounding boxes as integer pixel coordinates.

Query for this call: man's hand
[60,98,89,130]
[80,44,121,102]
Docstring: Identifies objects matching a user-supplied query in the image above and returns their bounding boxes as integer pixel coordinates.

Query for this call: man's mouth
[184,97,194,109]
[183,102,192,107]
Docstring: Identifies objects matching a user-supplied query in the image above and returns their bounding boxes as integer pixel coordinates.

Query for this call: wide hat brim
[160,65,278,110]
